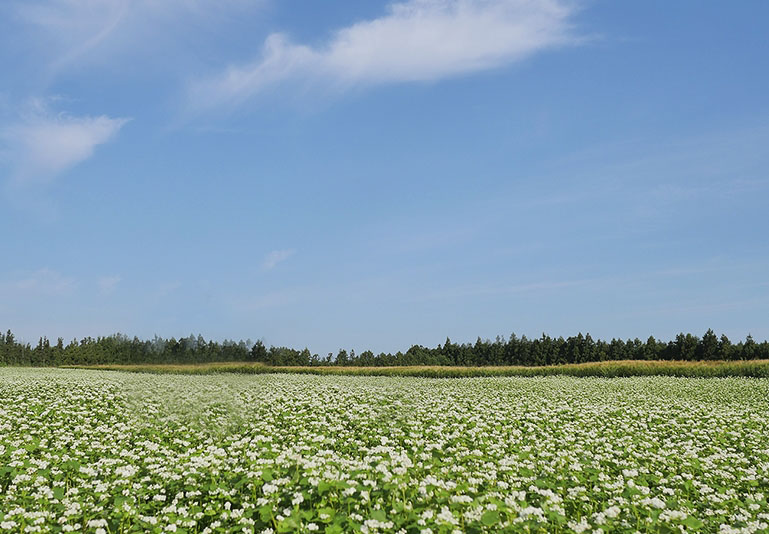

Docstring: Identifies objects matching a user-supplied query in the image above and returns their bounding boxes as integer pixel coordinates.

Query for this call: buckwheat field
[1,369,768,534]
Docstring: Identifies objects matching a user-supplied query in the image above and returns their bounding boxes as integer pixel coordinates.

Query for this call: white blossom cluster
[1,369,768,533]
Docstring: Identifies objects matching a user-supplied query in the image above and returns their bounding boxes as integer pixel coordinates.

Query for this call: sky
[1,0,768,355]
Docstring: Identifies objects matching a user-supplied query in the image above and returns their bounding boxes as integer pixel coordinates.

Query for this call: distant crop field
[1,369,768,533]
[67,359,769,378]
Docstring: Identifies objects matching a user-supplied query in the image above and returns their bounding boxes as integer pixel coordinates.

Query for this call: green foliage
[1,328,769,368]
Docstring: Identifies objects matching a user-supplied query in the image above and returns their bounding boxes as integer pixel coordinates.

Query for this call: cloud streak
[14,0,128,71]
[2,102,129,184]
[190,0,578,111]
[97,275,122,295]
[0,268,76,298]
[6,0,261,75]
[262,249,296,271]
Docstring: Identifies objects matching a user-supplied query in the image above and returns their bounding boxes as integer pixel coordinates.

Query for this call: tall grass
[63,360,769,378]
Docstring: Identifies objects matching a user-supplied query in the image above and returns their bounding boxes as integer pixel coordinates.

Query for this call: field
[65,359,769,378]
[1,370,768,533]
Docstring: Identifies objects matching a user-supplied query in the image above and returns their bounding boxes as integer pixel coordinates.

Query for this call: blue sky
[1,0,768,355]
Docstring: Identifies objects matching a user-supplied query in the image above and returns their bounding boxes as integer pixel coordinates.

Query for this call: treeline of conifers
[1,329,768,367]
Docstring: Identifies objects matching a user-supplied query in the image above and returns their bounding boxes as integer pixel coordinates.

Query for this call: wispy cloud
[13,0,128,73]
[2,100,129,184]
[155,281,183,298]
[0,268,76,297]
[262,249,296,271]
[236,287,306,311]
[97,275,122,295]
[189,0,579,111]
[6,0,261,76]
[406,278,590,303]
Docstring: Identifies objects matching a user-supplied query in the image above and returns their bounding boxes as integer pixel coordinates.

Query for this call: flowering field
[1,370,768,534]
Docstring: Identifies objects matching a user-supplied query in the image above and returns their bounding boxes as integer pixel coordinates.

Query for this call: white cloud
[1,268,76,297]
[190,0,577,110]
[2,102,129,184]
[97,275,122,295]
[262,249,296,271]
[5,0,264,76]
[13,0,128,71]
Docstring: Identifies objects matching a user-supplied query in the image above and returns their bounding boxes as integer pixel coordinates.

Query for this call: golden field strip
[63,359,769,377]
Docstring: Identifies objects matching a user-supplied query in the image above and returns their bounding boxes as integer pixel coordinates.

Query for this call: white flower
[568,518,591,534]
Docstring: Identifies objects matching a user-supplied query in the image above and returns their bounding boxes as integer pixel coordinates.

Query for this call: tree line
[1,329,768,367]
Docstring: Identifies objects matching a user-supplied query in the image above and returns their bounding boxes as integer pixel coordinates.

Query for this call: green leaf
[548,511,566,525]
[481,510,499,526]
[682,517,704,529]
[259,505,273,521]
[277,518,299,532]
[370,510,387,522]
[317,508,335,523]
